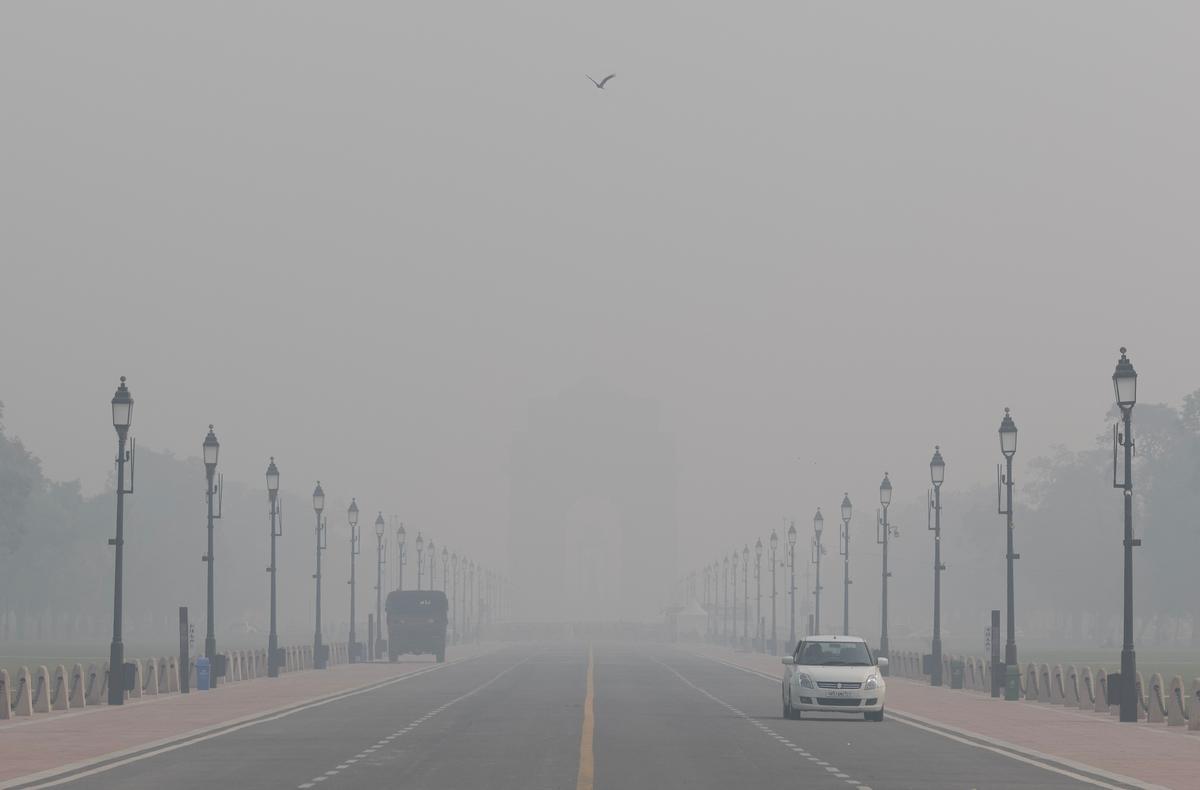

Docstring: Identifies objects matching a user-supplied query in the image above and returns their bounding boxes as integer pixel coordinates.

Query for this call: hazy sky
[2,2,1198,583]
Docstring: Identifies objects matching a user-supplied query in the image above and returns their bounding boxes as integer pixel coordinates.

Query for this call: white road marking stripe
[4,657,490,790]
[693,651,1157,790]
[650,656,870,789]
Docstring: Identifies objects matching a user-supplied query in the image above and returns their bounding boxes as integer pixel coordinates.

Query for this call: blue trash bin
[196,656,211,691]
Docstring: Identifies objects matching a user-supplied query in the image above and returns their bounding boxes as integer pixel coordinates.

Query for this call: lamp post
[929,447,946,686]
[451,552,459,642]
[998,409,1018,696]
[468,561,476,641]
[754,539,763,651]
[742,545,749,646]
[107,377,134,706]
[1113,348,1139,722]
[731,553,739,645]
[878,473,894,669]
[312,482,327,669]
[709,561,717,641]
[788,522,798,645]
[202,426,222,676]
[840,494,852,636]
[396,523,407,591]
[462,556,470,641]
[347,499,360,663]
[442,547,449,593]
[770,530,778,653]
[416,532,425,590]
[700,559,710,638]
[722,556,730,643]
[374,513,385,660]
[812,509,824,634]
[429,540,436,590]
[266,458,281,677]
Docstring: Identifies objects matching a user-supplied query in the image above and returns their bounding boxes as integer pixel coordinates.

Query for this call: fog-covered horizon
[3,2,1199,626]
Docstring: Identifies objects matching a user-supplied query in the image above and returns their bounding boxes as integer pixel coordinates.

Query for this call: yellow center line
[576,643,595,790]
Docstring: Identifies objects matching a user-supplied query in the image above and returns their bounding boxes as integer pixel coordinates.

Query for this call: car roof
[803,635,867,643]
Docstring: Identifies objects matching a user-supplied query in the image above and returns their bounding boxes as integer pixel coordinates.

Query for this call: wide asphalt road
[22,643,1132,790]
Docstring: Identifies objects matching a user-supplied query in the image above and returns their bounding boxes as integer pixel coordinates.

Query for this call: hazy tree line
[5,389,1200,650]
[0,404,361,647]
[871,393,1200,651]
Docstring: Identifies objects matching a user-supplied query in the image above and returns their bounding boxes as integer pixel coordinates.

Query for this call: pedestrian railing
[887,648,1200,731]
[1,641,351,722]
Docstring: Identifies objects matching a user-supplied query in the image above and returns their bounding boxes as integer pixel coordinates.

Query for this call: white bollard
[128,660,143,699]
[1094,669,1109,713]
[0,669,11,720]
[1049,665,1065,705]
[51,665,70,710]
[1189,679,1200,731]
[1148,673,1165,723]
[13,667,33,716]
[144,658,159,696]
[1167,676,1186,726]
[33,666,51,713]
[70,663,86,708]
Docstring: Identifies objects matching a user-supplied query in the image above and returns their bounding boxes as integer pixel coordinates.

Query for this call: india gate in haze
[508,384,677,624]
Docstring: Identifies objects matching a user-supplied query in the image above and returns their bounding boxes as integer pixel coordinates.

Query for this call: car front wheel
[864,708,884,722]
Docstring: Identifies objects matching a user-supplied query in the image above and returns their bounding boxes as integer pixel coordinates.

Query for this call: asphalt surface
[23,643,1123,790]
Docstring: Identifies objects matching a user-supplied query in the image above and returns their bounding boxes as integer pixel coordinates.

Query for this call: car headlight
[863,673,879,690]
[794,672,815,689]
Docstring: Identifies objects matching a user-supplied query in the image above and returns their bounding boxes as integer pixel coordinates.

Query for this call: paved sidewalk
[0,645,494,787]
[683,644,1200,790]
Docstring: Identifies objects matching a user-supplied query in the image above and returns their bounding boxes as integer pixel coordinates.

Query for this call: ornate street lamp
[1113,348,1139,722]
[877,473,896,670]
[415,531,425,590]
[266,458,282,677]
[742,545,750,646]
[428,539,436,590]
[754,538,763,652]
[442,546,449,594]
[769,530,778,652]
[347,498,360,662]
[929,447,946,686]
[374,513,386,660]
[107,377,135,705]
[812,509,824,634]
[787,521,798,646]
[723,555,730,643]
[312,482,327,669]
[451,552,460,643]
[839,494,852,636]
[202,426,223,681]
[397,522,407,591]
[997,409,1018,697]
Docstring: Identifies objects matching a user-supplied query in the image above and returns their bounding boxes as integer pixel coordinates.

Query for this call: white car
[781,635,888,721]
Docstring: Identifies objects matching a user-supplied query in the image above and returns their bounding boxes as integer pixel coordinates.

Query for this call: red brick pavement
[0,647,493,787]
[684,644,1200,790]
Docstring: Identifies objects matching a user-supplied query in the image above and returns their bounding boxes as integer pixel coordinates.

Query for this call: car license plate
[827,690,852,697]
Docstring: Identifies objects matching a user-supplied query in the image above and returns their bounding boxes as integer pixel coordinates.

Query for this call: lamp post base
[107,640,124,706]
[1120,647,1137,722]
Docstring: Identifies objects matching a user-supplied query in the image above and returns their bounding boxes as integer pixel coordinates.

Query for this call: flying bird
[586,73,616,90]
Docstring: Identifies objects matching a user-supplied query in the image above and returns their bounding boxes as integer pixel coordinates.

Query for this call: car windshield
[796,641,874,666]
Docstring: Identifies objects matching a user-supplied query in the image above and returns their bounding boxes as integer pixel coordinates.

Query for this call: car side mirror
[876,657,889,669]
[781,656,794,665]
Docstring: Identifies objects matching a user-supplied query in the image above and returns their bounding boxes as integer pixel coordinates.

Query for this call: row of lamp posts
[104,377,504,702]
[693,348,1141,716]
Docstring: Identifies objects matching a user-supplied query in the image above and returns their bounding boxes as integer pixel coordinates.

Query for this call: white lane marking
[693,651,1159,790]
[295,654,533,789]
[3,654,493,790]
[650,656,868,789]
